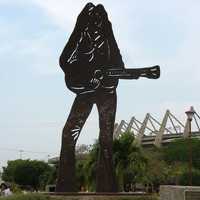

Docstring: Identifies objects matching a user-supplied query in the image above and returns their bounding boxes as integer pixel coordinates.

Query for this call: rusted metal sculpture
[56,3,160,192]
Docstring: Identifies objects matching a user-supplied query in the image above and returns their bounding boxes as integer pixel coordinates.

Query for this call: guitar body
[64,67,119,94]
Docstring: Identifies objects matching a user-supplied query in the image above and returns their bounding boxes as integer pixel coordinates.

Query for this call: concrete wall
[160,185,200,200]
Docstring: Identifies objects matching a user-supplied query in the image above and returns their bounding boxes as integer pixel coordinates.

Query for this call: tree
[162,138,200,185]
[72,136,200,191]
[141,147,171,191]
[2,159,54,190]
[113,132,147,191]
[179,169,200,186]
[76,133,148,192]
[82,141,99,191]
[163,138,200,169]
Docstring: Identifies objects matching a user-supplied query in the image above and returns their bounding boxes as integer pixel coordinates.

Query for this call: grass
[0,194,51,200]
[118,197,159,200]
[0,194,159,200]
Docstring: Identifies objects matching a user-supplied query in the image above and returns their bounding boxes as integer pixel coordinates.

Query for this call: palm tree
[113,132,147,191]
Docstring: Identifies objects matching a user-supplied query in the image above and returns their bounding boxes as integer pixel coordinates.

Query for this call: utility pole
[19,149,24,159]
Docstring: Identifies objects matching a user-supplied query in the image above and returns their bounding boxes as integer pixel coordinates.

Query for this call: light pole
[185,106,195,186]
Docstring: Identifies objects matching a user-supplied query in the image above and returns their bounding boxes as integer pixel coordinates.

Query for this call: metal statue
[56,3,160,192]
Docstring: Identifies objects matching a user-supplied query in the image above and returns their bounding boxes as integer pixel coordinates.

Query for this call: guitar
[65,65,160,94]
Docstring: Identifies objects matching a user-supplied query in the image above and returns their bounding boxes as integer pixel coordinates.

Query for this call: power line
[0,148,54,155]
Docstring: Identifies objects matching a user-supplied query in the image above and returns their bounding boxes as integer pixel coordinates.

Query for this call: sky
[0,0,200,168]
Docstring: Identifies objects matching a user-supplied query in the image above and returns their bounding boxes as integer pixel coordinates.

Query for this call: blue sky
[0,0,200,168]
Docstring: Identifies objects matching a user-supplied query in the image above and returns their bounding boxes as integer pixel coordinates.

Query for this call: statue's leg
[56,95,93,192]
[96,91,117,192]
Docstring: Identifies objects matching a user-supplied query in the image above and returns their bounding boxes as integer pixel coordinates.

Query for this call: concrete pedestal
[160,185,200,200]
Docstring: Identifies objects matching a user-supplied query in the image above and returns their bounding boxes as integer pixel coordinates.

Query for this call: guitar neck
[103,65,160,80]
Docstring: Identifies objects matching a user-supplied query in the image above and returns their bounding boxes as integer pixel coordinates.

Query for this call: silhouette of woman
[56,3,124,192]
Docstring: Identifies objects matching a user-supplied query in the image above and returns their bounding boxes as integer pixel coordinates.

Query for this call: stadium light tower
[185,106,195,186]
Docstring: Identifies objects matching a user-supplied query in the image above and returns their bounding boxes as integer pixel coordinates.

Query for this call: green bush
[2,159,55,190]
[179,169,200,186]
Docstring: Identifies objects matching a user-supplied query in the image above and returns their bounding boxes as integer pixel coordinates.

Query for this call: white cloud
[17,35,61,75]
[31,0,91,30]
[0,33,61,76]
[30,0,200,77]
